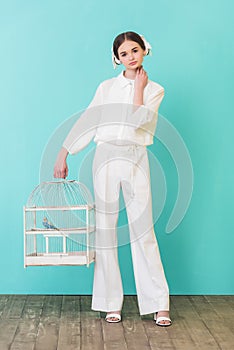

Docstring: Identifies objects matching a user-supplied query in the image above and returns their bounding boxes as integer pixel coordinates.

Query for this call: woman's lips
[129,61,137,66]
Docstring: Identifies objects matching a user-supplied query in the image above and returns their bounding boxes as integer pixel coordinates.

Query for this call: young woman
[54,31,171,326]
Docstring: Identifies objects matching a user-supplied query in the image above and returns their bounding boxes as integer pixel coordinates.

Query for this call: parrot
[42,217,58,230]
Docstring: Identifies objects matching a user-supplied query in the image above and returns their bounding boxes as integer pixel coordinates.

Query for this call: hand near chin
[135,66,148,90]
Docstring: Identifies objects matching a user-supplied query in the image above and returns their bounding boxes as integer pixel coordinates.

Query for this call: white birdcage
[23,180,95,267]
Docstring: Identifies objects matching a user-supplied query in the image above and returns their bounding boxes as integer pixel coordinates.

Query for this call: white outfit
[63,71,170,315]
[63,71,165,153]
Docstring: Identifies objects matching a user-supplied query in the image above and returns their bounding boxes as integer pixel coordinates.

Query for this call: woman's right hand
[134,66,148,91]
[53,147,69,179]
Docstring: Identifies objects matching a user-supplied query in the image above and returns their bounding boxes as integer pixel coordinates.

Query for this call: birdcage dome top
[26,180,94,208]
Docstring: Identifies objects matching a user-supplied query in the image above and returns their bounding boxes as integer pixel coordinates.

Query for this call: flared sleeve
[62,83,103,154]
[131,88,164,130]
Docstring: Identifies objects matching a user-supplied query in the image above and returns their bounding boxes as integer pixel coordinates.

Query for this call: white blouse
[63,70,164,154]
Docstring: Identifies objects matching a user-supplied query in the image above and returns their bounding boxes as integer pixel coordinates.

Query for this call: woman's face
[117,40,146,70]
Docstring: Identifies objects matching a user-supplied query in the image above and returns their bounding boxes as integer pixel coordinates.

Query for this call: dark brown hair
[113,31,146,60]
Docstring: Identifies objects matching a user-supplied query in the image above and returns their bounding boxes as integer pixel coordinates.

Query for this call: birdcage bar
[63,235,66,254]
[33,210,37,254]
[23,206,26,268]
[86,206,90,267]
[45,235,49,254]
[26,205,91,211]
[25,227,95,235]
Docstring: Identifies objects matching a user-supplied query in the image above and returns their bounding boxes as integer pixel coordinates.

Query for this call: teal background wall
[0,0,233,294]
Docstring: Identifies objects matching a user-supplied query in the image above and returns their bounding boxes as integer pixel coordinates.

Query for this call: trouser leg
[91,145,123,312]
[121,146,170,315]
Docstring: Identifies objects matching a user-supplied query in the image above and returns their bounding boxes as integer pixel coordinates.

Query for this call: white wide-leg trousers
[91,142,169,315]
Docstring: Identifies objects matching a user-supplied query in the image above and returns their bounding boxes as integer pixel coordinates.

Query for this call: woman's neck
[123,69,137,80]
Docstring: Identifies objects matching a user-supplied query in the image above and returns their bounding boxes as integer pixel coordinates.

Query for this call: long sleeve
[63,83,103,154]
[131,88,164,130]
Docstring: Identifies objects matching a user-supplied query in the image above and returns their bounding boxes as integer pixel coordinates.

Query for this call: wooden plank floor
[0,295,233,350]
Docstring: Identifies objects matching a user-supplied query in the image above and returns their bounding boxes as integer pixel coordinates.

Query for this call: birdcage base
[25,251,95,267]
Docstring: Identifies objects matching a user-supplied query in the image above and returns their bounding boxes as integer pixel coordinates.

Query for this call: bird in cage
[42,217,58,230]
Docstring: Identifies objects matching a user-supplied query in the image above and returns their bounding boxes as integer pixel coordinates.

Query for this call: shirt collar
[117,70,135,88]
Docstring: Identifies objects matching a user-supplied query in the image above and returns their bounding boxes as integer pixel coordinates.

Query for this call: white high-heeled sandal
[105,313,122,323]
[154,312,172,327]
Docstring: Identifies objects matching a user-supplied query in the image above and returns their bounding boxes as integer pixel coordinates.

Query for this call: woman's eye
[133,49,138,53]
[121,53,126,57]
